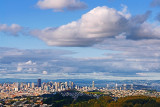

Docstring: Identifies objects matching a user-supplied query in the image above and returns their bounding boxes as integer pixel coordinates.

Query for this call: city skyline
[1,0,160,80]
[0,79,159,106]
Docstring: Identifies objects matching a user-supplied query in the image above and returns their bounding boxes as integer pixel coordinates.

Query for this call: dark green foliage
[85,90,104,95]
[43,93,74,107]
[107,96,160,107]
[76,95,95,103]
[69,96,113,107]
[68,95,160,107]
[43,93,160,107]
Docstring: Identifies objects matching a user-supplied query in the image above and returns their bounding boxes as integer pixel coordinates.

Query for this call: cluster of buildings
[0,96,44,107]
[0,79,78,99]
[0,79,160,106]
[0,79,159,99]
[105,89,160,98]
[0,79,97,99]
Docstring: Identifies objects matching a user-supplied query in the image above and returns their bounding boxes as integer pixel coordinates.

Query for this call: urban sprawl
[0,79,160,106]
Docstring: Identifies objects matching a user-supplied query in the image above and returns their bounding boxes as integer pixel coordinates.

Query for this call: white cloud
[18,60,36,66]
[118,4,131,19]
[0,24,23,35]
[32,6,160,47]
[25,60,36,65]
[136,73,147,76]
[1,46,160,80]
[127,22,160,39]
[32,6,128,46]
[42,70,48,75]
[17,66,23,72]
[16,60,37,73]
[94,37,160,72]
[37,0,87,11]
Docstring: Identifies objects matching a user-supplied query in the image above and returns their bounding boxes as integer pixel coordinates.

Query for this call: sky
[1,0,160,80]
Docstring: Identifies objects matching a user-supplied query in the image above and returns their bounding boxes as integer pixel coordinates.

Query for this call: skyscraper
[32,82,35,88]
[131,84,133,90]
[123,84,126,90]
[37,79,41,87]
[92,81,95,89]
[28,83,30,88]
[15,82,20,91]
[115,83,118,90]
[106,84,109,89]
[71,82,74,89]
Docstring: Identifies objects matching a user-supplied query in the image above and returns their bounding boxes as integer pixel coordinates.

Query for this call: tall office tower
[15,82,20,91]
[60,82,63,89]
[25,84,28,88]
[57,82,60,88]
[92,81,95,89]
[52,84,55,89]
[115,83,118,90]
[55,82,58,91]
[32,82,35,88]
[75,85,78,89]
[71,82,74,89]
[131,84,133,90]
[106,84,109,89]
[123,84,126,90]
[61,85,63,90]
[69,81,72,89]
[42,83,45,89]
[46,86,50,92]
[20,83,23,89]
[49,81,53,87]
[37,79,41,87]
[65,82,67,88]
[28,83,30,88]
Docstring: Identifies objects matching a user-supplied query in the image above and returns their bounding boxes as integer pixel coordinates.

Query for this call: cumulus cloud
[126,22,160,40]
[1,7,160,47]
[31,6,160,47]
[32,6,129,46]
[17,66,23,72]
[17,60,37,73]
[1,6,157,47]
[37,0,87,11]
[150,0,160,7]
[130,11,151,24]
[25,60,36,65]
[42,70,48,74]
[0,24,23,35]
[119,4,131,19]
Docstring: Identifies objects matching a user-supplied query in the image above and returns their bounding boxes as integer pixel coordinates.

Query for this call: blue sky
[1,0,160,80]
